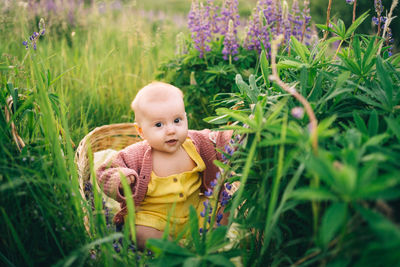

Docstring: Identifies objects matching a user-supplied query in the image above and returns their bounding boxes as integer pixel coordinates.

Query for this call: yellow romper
[135,138,210,237]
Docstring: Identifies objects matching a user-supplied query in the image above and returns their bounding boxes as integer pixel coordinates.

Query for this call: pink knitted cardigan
[96,129,232,225]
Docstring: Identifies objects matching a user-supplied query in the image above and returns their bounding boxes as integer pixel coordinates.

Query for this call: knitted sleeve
[96,143,143,203]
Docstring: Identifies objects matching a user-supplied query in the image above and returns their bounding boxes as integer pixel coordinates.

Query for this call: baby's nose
[166,124,176,134]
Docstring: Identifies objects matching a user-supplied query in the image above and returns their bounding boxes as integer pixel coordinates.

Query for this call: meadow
[1,0,400,266]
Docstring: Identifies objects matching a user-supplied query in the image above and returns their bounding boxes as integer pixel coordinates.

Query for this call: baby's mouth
[166,139,178,145]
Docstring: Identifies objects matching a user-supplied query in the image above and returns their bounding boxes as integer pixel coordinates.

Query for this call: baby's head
[131,82,188,154]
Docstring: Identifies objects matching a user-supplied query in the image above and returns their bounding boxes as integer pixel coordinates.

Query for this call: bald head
[131,82,184,123]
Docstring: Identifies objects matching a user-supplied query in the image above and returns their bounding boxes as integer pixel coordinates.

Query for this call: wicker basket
[74,123,141,233]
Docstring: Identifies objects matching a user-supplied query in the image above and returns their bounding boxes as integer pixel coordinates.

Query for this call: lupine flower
[22,18,46,51]
[219,0,240,36]
[175,32,188,55]
[301,0,312,44]
[206,0,220,34]
[289,0,302,40]
[222,19,239,62]
[225,182,232,191]
[373,0,393,56]
[205,188,213,197]
[113,242,121,253]
[243,7,262,52]
[188,0,212,58]
[220,190,232,207]
[346,0,354,4]
[216,212,223,223]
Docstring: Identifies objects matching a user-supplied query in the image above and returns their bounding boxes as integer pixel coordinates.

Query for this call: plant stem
[377,0,399,55]
[333,40,344,60]
[323,0,333,41]
[352,0,357,23]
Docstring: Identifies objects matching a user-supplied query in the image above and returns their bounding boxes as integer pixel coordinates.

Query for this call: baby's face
[136,96,188,154]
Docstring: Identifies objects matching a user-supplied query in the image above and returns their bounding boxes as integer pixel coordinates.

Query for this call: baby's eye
[155,122,162,127]
[174,118,181,123]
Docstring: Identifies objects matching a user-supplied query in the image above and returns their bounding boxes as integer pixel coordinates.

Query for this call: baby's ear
[133,123,144,139]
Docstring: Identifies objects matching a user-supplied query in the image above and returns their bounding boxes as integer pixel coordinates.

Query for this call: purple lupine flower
[289,0,302,40]
[219,0,240,36]
[205,188,213,197]
[206,0,220,34]
[346,0,354,4]
[222,19,239,61]
[188,0,212,58]
[113,242,121,253]
[210,179,218,187]
[301,0,312,44]
[243,7,263,52]
[225,182,232,191]
[216,212,223,223]
[220,190,232,207]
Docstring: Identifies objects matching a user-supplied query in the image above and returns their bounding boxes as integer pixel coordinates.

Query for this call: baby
[96,81,232,249]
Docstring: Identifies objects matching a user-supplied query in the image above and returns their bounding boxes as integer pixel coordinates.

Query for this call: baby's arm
[96,148,139,202]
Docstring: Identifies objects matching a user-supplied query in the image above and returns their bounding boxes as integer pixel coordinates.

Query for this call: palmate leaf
[361,36,379,73]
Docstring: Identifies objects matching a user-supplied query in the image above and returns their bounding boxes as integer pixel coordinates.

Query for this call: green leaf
[362,36,378,71]
[290,187,338,201]
[290,36,310,63]
[376,56,393,106]
[385,117,400,140]
[183,257,201,267]
[215,108,256,129]
[320,203,348,246]
[235,74,249,95]
[353,111,368,135]
[363,133,388,148]
[356,205,400,243]
[205,254,235,267]
[367,110,379,136]
[206,226,228,253]
[354,95,385,110]
[277,59,305,69]
[203,114,229,124]
[146,239,195,257]
[260,50,270,87]
[352,36,362,68]
[189,206,201,253]
[345,11,369,39]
